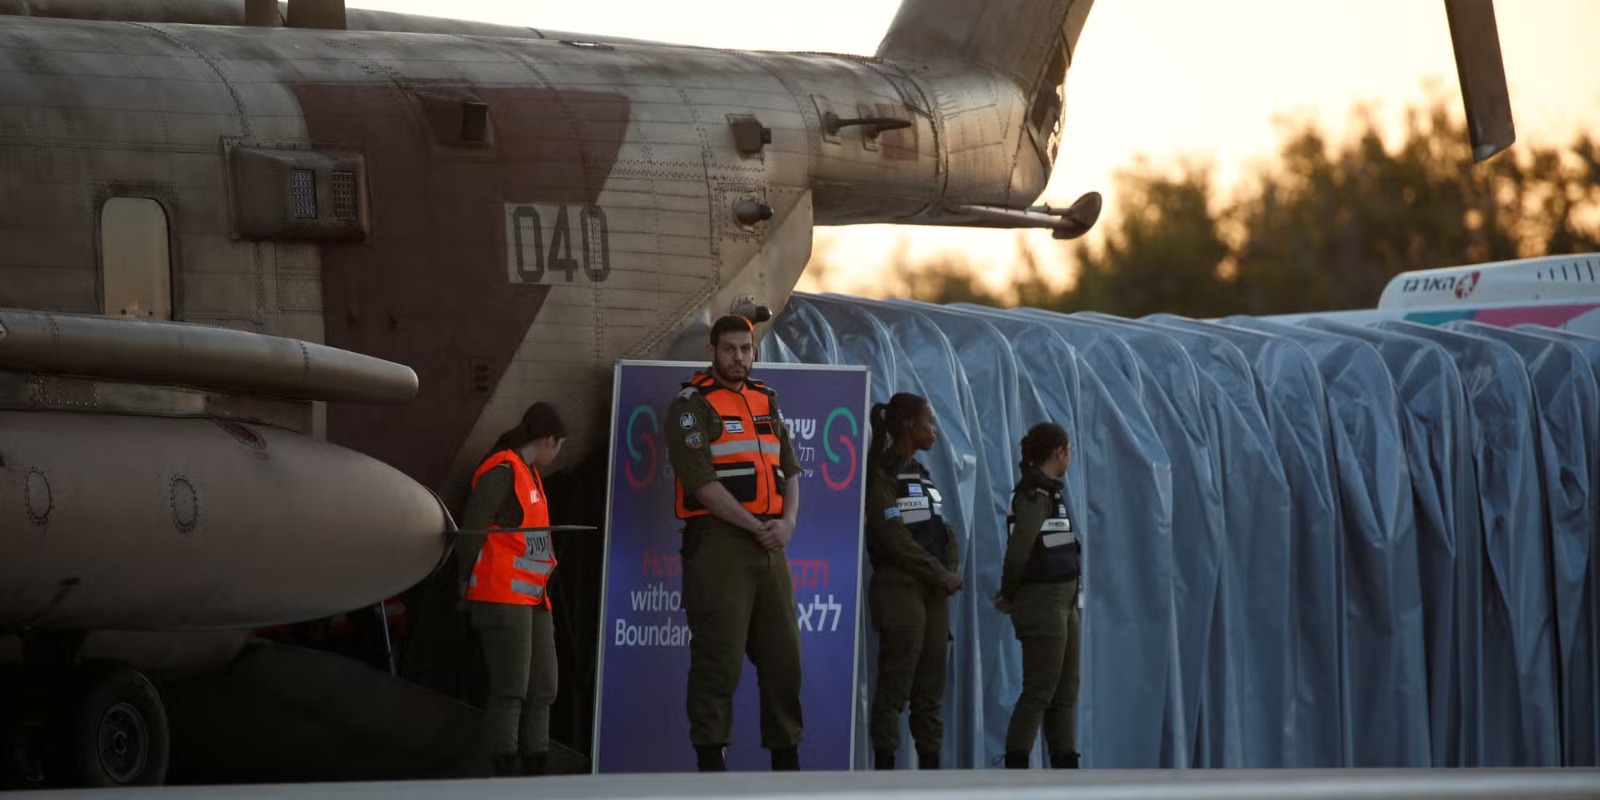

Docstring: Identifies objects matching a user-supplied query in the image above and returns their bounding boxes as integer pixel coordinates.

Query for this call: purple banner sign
[593,360,868,772]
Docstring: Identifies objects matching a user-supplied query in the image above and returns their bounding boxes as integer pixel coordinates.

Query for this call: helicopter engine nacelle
[0,408,448,631]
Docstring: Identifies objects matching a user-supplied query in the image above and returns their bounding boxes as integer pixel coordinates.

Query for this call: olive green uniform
[665,385,805,759]
[1000,474,1081,767]
[863,459,959,767]
[456,465,559,773]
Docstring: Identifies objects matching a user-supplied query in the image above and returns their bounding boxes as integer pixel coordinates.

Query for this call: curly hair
[1019,421,1070,473]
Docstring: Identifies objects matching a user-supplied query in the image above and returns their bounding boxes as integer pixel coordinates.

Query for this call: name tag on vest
[1039,517,1075,547]
[525,531,553,559]
[897,497,930,512]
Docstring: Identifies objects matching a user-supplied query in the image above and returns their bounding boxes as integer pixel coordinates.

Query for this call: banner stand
[591,360,870,773]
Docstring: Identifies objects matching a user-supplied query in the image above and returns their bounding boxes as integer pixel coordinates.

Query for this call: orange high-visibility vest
[674,372,788,520]
[466,450,556,608]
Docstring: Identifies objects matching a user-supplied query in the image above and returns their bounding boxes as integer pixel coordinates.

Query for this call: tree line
[821,95,1600,318]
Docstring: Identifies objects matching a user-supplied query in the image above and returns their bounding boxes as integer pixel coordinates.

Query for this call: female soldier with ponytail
[996,422,1081,770]
[457,402,569,777]
[862,393,963,770]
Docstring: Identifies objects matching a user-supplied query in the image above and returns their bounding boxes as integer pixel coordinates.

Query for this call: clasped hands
[751,518,794,550]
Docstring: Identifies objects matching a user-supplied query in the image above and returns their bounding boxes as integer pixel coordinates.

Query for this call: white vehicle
[1266,252,1600,335]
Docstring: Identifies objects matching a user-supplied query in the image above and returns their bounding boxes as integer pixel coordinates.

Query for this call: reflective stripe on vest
[894,462,947,563]
[709,440,784,458]
[675,373,787,520]
[466,450,557,608]
[1008,486,1080,583]
[1039,517,1076,548]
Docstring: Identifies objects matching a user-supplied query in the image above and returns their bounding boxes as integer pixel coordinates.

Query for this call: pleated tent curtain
[758,293,1599,768]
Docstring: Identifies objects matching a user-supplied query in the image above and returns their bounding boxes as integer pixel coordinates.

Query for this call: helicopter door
[98,196,173,320]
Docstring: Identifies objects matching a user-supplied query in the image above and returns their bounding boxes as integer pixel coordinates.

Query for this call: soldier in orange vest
[664,314,804,772]
[456,402,568,777]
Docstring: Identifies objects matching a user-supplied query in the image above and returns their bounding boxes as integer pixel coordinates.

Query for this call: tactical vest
[892,461,948,563]
[1008,473,1080,583]
[466,450,557,608]
[674,372,787,520]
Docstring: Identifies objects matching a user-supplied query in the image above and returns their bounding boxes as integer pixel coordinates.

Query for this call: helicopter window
[1029,43,1069,140]
[99,197,172,320]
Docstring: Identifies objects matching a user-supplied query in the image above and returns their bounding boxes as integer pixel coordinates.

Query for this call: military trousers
[1003,579,1081,758]
[680,526,804,750]
[470,600,558,757]
[868,574,949,756]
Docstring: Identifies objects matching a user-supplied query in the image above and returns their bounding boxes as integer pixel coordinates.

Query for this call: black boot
[696,745,728,772]
[1003,752,1030,769]
[874,750,895,770]
[1050,751,1080,769]
[917,750,939,770]
[770,746,800,771]
[491,753,522,777]
[522,751,549,775]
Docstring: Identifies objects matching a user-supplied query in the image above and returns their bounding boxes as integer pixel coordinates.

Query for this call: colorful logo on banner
[596,362,869,774]
[623,404,660,488]
[820,407,858,491]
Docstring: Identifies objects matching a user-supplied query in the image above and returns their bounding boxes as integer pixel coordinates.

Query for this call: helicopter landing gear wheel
[57,662,169,787]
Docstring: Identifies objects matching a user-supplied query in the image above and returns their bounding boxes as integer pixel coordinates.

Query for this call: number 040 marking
[507,203,611,283]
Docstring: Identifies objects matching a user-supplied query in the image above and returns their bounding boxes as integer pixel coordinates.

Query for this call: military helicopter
[0,0,1513,787]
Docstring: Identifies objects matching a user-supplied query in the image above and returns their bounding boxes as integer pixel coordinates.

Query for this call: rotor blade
[451,525,599,536]
[1443,0,1516,162]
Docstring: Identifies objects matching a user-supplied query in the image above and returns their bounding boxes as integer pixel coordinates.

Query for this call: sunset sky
[351,0,1600,301]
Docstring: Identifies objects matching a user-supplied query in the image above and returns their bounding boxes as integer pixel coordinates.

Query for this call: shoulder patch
[684,430,705,449]
[882,506,901,521]
[678,412,698,430]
